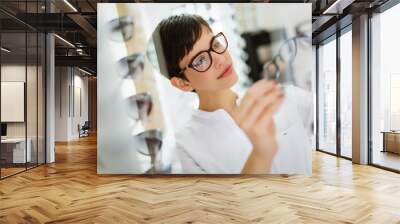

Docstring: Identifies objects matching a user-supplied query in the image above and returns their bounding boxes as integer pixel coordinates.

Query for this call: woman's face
[177,26,238,92]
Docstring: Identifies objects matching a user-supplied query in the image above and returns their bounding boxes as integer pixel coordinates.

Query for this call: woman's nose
[211,51,225,70]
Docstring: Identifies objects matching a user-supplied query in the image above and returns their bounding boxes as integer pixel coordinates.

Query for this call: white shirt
[174,84,313,174]
[272,85,313,174]
[175,108,253,174]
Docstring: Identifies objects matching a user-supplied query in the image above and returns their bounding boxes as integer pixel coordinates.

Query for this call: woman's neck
[197,88,238,114]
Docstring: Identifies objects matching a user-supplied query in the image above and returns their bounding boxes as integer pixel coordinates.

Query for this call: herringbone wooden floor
[1,134,400,224]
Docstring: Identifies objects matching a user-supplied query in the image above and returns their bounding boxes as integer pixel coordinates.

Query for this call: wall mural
[98,3,313,175]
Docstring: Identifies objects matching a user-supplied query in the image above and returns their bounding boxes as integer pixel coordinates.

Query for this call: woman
[156,14,284,174]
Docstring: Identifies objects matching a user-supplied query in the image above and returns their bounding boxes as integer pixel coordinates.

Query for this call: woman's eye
[193,55,206,67]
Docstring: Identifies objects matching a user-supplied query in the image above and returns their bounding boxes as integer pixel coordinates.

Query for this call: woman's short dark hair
[156,14,212,80]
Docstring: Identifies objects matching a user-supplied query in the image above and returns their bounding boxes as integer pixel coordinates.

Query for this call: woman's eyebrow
[187,40,210,60]
[194,35,215,54]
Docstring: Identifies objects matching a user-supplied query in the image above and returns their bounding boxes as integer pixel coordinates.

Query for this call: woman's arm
[230,80,284,174]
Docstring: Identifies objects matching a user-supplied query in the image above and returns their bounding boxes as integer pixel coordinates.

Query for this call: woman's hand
[230,80,284,174]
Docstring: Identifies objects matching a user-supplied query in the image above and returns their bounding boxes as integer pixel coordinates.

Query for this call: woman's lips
[218,65,233,79]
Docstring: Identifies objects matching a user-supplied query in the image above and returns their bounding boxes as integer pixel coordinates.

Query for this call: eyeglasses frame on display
[262,21,311,81]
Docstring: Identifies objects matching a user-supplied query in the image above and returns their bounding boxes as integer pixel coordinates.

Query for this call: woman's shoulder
[173,107,253,174]
[174,107,252,150]
[175,109,225,140]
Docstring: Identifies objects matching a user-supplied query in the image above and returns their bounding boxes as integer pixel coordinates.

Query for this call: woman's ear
[170,77,194,92]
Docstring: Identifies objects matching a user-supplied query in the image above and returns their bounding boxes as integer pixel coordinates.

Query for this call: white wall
[1,66,26,128]
[1,63,46,164]
[72,73,89,138]
[55,66,68,141]
[1,65,37,138]
[54,67,89,141]
[1,82,24,122]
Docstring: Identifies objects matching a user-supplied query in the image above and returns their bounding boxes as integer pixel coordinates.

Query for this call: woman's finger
[257,94,284,127]
[234,80,276,123]
[243,85,283,128]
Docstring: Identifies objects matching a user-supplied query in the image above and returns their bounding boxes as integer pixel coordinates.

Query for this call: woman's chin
[224,71,238,88]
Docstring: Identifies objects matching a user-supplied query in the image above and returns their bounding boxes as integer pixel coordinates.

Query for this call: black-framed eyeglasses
[262,21,311,81]
[262,37,298,80]
[119,53,145,80]
[108,16,134,42]
[179,32,228,74]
